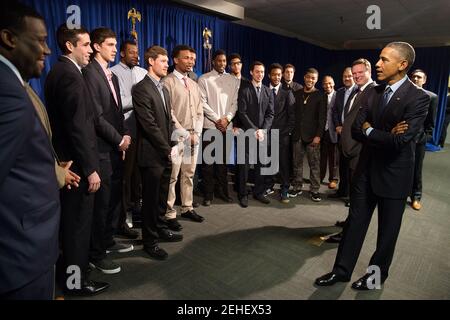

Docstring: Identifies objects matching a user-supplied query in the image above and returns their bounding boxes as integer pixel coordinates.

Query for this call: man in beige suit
[164,45,204,231]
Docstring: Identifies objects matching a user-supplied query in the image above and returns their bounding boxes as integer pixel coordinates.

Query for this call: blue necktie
[379,86,392,113]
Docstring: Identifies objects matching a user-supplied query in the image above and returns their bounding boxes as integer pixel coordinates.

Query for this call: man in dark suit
[133,45,183,260]
[45,24,109,296]
[330,67,357,201]
[320,76,338,189]
[83,27,132,274]
[0,2,60,300]
[281,63,303,92]
[237,61,274,207]
[290,68,327,202]
[264,63,295,203]
[326,59,376,243]
[409,69,438,210]
[316,42,430,290]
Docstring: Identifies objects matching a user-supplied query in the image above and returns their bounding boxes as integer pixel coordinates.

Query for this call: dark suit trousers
[90,152,123,262]
[60,178,94,277]
[0,267,54,300]
[237,139,266,197]
[412,139,426,200]
[121,140,141,219]
[265,134,291,192]
[320,131,339,182]
[140,164,171,247]
[202,129,230,200]
[333,171,406,281]
[337,144,349,197]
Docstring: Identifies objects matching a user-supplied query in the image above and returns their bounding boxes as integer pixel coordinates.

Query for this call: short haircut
[268,63,283,74]
[212,49,226,60]
[188,47,196,54]
[352,58,371,71]
[171,44,191,59]
[228,53,241,62]
[56,24,89,55]
[385,41,415,72]
[305,67,319,76]
[250,60,264,71]
[411,68,427,79]
[90,27,116,53]
[283,64,295,72]
[120,39,137,53]
[144,45,167,68]
[1,1,44,34]
[322,75,334,83]
[343,66,352,74]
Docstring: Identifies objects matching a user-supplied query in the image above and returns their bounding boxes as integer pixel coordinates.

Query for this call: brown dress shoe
[328,181,337,189]
[412,200,421,210]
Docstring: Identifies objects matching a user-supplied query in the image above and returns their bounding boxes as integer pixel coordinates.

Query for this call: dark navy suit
[0,60,60,298]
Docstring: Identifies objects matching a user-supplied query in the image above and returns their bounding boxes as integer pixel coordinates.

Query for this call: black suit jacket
[341,82,376,159]
[332,87,347,128]
[83,59,127,155]
[415,89,438,143]
[271,86,295,135]
[0,61,60,294]
[292,89,327,143]
[45,56,99,178]
[352,79,430,199]
[237,83,274,131]
[132,75,174,168]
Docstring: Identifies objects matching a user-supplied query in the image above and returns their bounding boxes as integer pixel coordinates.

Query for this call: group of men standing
[0,1,439,300]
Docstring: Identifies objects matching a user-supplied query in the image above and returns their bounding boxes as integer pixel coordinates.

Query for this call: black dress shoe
[166,218,183,232]
[116,224,139,239]
[315,272,350,286]
[328,192,346,199]
[144,245,168,260]
[158,230,183,242]
[216,192,233,203]
[351,273,385,290]
[239,196,248,208]
[202,199,212,207]
[253,194,270,204]
[345,199,350,207]
[181,210,204,222]
[64,279,110,296]
[325,232,343,243]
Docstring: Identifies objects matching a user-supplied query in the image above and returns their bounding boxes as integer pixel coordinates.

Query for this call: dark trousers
[140,164,170,248]
[202,129,230,200]
[320,131,339,182]
[0,267,54,300]
[90,152,123,262]
[265,134,291,192]
[337,146,350,197]
[412,139,426,200]
[60,178,94,278]
[121,139,141,223]
[439,113,450,147]
[237,138,266,198]
[333,171,406,281]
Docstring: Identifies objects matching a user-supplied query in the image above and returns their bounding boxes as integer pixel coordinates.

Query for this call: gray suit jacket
[326,91,338,143]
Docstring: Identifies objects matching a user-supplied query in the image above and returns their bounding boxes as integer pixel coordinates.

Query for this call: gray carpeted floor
[73,146,450,300]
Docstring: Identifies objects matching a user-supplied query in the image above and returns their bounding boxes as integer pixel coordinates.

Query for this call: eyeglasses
[230,61,242,66]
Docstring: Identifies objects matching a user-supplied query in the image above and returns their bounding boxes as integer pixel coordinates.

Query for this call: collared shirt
[0,54,24,85]
[269,83,281,96]
[110,61,147,116]
[148,73,166,108]
[173,68,188,85]
[343,84,357,107]
[384,75,408,105]
[198,68,240,129]
[325,90,335,131]
[95,58,119,106]
[62,55,82,73]
[347,80,374,114]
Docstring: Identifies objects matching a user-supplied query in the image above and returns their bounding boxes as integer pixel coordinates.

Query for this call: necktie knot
[106,68,113,81]
[182,76,189,89]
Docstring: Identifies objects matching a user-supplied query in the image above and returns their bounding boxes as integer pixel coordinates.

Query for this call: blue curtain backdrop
[24,0,450,148]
